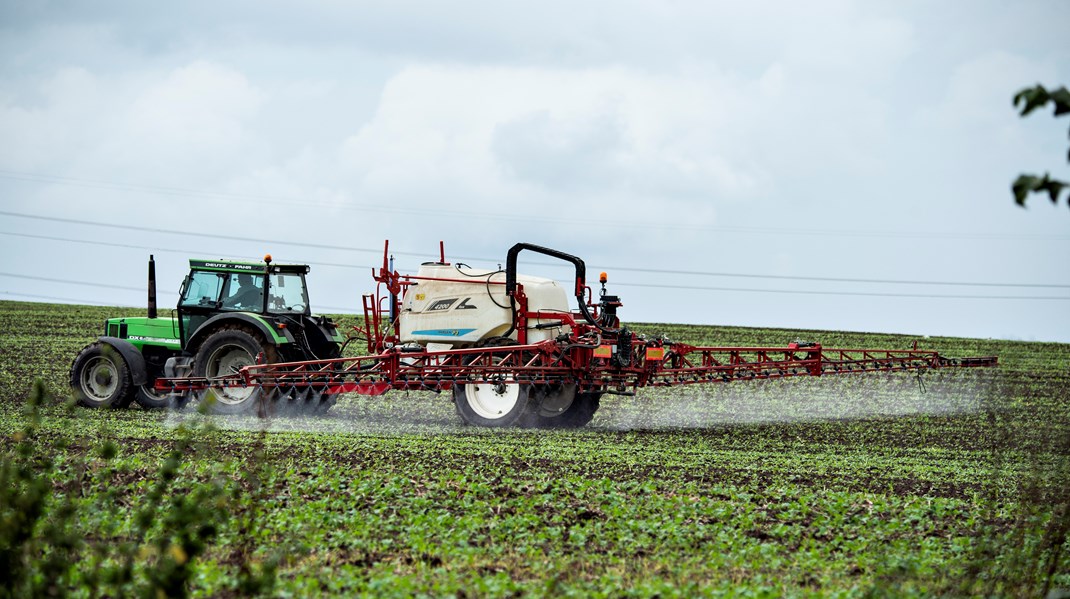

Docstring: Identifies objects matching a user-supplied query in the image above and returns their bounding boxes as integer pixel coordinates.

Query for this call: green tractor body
[70,256,343,413]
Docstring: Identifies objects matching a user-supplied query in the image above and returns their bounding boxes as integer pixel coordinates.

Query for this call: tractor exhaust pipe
[147,254,158,319]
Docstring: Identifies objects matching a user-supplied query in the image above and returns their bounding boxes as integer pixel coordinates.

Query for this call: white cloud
[124,61,261,146]
[332,55,910,224]
[0,60,264,184]
[337,64,770,213]
[103,61,263,178]
[0,67,107,169]
[933,51,1056,129]
[780,3,917,78]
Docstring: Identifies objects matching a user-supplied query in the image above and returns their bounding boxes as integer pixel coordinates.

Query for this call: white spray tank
[398,262,570,348]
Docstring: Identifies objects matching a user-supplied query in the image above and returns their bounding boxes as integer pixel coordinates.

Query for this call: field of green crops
[1,299,1068,597]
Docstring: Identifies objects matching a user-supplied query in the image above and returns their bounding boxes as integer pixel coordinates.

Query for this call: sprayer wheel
[454,380,533,427]
[534,392,601,429]
[452,337,538,427]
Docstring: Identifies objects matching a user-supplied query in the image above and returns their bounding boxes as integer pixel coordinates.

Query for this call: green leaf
[1014,85,1050,116]
[1050,87,1070,116]
[1039,178,1068,204]
[1013,172,1069,207]
[1012,174,1041,206]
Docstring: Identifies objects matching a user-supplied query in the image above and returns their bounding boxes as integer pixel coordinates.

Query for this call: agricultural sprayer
[71,241,997,427]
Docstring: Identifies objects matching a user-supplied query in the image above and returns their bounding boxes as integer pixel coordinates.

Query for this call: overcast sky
[1,1,1068,343]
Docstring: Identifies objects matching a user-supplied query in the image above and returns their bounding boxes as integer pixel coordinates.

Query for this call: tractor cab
[180,259,310,313]
[177,258,317,349]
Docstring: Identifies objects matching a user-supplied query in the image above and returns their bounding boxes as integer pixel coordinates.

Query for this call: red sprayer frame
[158,241,997,398]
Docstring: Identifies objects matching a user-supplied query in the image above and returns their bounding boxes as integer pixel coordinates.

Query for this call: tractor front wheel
[193,327,277,414]
[70,342,134,408]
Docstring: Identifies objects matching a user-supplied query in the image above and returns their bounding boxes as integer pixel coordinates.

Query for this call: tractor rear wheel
[193,327,277,414]
[70,342,134,409]
[133,383,174,409]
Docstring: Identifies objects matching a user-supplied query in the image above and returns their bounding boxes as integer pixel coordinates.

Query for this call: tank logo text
[427,299,457,312]
[427,297,478,312]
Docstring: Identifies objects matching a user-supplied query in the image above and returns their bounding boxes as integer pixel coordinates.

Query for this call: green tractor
[70,255,344,414]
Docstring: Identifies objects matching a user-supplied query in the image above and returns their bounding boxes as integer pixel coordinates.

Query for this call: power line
[0,170,707,234]
[1,291,123,306]
[0,210,391,255]
[610,281,1070,301]
[602,265,1070,289]
[3,168,1068,241]
[2,269,1067,302]
[0,271,146,293]
[3,223,1068,290]
[0,291,358,313]
[0,231,378,271]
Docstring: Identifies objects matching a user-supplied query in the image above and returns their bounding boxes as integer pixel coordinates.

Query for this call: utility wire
[2,223,1068,290]
[0,210,391,255]
[600,265,1070,289]
[0,271,146,293]
[609,281,1070,301]
[3,269,1067,302]
[0,231,378,271]
[0,290,357,313]
[0,169,555,226]
[0,170,709,234]
[1,291,128,306]
[3,168,1068,241]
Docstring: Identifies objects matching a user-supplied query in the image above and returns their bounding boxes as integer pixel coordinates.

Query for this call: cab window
[180,271,225,307]
[267,273,309,314]
[221,273,265,311]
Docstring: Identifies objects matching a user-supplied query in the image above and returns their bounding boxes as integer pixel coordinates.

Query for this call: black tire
[536,392,601,429]
[534,384,578,417]
[133,382,176,409]
[193,327,277,415]
[70,342,134,409]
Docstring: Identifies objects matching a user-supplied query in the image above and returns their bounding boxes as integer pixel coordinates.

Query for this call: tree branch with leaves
[1012,84,1070,209]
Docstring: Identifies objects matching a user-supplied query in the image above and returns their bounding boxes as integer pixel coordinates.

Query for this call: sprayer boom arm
[157,338,996,397]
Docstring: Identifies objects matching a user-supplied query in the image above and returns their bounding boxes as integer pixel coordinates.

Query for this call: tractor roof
[189,259,310,274]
